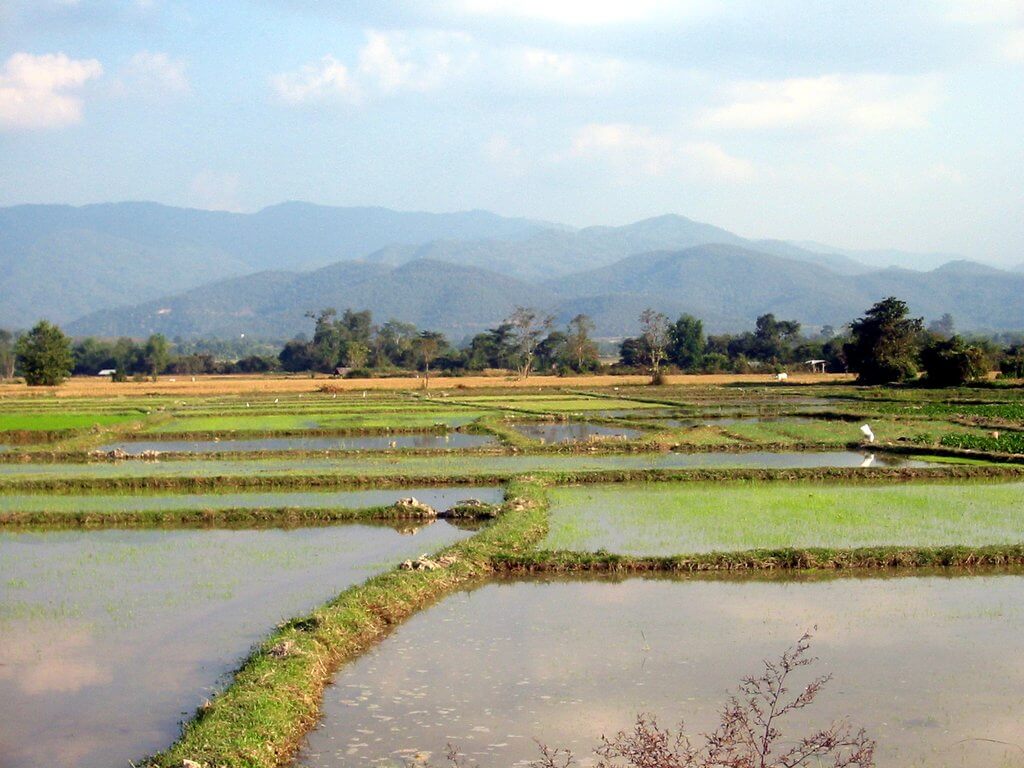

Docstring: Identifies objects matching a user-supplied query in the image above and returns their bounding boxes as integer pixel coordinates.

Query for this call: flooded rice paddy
[300,574,1024,768]
[96,432,497,454]
[0,522,472,768]
[544,481,1024,553]
[0,486,504,516]
[511,422,643,443]
[0,451,947,483]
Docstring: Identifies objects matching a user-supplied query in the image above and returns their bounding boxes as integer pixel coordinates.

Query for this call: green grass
[543,480,1024,554]
[0,412,142,432]
[940,431,1024,454]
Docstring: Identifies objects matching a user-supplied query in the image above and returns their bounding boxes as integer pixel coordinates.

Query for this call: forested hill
[67,244,1024,340]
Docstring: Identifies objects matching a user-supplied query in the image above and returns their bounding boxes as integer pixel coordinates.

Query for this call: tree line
[2,297,1023,386]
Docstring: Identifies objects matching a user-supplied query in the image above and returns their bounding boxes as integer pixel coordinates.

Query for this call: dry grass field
[0,371,853,398]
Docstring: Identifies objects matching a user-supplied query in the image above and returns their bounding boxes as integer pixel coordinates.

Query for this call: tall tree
[843,297,923,384]
[921,335,988,386]
[411,331,445,388]
[143,334,170,376]
[667,314,705,371]
[507,306,553,379]
[0,330,16,379]
[15,320,73,386]
[565,314,599,372]
[638,308,670,379]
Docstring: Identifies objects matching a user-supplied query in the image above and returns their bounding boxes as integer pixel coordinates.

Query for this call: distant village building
[97,369,117,376]
[804,359,828,373]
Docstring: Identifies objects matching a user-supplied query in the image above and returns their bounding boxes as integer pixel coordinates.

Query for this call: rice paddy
[1,378,1023,768]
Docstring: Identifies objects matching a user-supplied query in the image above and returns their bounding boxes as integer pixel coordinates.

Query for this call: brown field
[0,371,854,398]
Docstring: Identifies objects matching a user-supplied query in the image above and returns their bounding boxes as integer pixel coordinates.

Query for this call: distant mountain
[361,214,868,281]
[68,259,555,340]
[792,241,965,271]
[0,202,549,327]
[69,244,1024,339]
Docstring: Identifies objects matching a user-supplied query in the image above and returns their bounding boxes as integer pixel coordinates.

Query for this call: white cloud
[270,29,631,106]
[0,51,102,130]
[699,74,941,134]
[570,122,754,181]
[270,55,357,104]
[945,0,1024,25]
[1000,27,1024,59]
[271,31,473,105]
[121,51,189,96]
[456,0,717,26]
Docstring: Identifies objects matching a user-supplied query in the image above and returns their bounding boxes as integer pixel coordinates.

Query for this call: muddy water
[0,487,504,515]
[96,433,497,454]
[0,451,948,482]
[0,523,471,768]
[300,574,1024,768]
[511,422,643,443]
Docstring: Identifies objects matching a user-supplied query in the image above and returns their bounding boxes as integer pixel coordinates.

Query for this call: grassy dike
[3,461,1023,494]
[143,481,547,768]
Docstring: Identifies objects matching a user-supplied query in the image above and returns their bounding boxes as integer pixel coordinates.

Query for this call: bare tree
[565,314,598,372]
[508,306,554,379]
[593,633,874,768]
[639,309,671,380]
[411,331,445,389]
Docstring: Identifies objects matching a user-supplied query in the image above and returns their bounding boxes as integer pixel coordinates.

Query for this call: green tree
[341,340,369,369]
[667,314,705,371]
[143,334,170,376]
[921,335,988,386]
[14,320,73,386]
[843,297,923,384]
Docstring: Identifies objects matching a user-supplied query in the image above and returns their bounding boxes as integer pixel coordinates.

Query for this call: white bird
[860,424,875,443]
[274,398,279,404]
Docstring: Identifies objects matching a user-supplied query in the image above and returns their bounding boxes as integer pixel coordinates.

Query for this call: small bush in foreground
[441,633,875,768]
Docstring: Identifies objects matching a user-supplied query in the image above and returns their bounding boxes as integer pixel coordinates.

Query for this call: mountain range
[3,201,1022,340]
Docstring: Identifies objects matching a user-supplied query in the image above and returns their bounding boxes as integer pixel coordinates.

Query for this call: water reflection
[0,523,472,768]
[97,432,497,454]
[512,422,643,443]
[301,574,1024,768]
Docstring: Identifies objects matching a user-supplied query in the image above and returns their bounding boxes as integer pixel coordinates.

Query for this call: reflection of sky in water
[0,523,471,768]
[96,433,496,454]
[0,486,504,514]
[301,575,1024,768]
[512,422,642,443]
[0,451,944,480]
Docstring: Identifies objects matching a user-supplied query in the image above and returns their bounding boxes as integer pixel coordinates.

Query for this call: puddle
[0,523,471,768]
[0,452,951,483]
[96,433,497,455]
[0,487,505,516]
[511,422,643,443]
[300,574,1024,768]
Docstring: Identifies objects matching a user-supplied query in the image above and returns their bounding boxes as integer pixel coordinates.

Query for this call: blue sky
[1,0,1022,264]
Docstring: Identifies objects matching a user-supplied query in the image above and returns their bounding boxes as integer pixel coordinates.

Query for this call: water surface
[300,575,1024,768]
[0,486,504,515]
[0,451,948,482]
[0,523,471,768]
[97,433,496,455]
[511,422,643,443]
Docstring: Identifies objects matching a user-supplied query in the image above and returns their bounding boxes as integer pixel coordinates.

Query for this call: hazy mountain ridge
[68,244,1024,339]
[0,202,549,327]
[6,201,1024,338]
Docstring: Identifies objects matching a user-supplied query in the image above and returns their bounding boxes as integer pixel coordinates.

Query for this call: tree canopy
[15,320,73,386]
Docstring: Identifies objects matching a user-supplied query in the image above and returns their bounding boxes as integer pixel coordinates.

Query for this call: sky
[1,0,1022,265]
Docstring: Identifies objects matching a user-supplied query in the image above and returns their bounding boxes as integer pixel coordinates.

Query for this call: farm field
[544,480,1024,553]
[1,379,1023,768]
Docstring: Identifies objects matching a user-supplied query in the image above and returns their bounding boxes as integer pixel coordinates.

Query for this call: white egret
[860,424,875,443]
